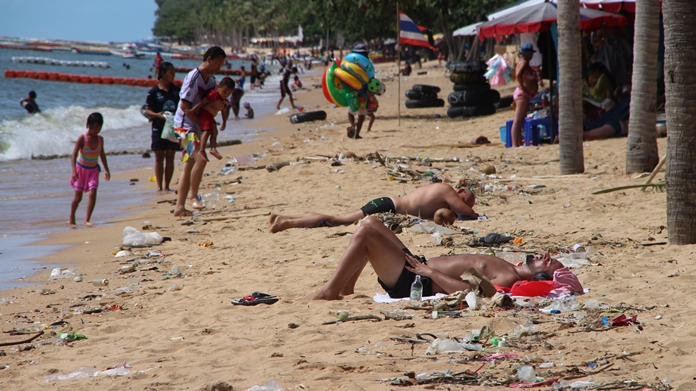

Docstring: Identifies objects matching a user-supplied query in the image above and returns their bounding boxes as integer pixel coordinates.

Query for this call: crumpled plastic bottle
[243,379,286,391]
[512,321,536,336]
[425,338,482,355]
[517,365,536,383]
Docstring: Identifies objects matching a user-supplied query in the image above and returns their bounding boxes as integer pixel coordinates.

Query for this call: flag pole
[397,3,401,126]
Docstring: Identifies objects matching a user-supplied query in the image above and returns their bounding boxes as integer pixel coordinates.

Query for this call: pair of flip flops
[231,292,279,306]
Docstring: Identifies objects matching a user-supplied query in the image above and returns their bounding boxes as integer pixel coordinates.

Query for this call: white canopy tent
[452,22,484,37]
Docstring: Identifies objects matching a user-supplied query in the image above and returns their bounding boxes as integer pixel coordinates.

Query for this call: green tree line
[152,0,514,54]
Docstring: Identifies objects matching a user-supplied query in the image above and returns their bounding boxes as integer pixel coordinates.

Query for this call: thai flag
[399,10,433,48]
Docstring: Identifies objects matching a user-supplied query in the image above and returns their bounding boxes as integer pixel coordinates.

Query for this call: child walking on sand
[185,77,236,161]
[69,112,111,226]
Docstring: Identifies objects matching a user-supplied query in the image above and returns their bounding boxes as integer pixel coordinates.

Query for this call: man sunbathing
[269,183,477,233]
[304,217,564,300]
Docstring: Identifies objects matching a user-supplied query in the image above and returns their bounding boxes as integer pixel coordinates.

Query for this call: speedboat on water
[110,43,146,59]
[72,46,111,55]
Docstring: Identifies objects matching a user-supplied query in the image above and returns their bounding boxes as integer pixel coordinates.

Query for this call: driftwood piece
[592,183,665,195]
[641,153,667,191]
[322,314,382,325]
[197,212,271,222]
[374,151,387,167]
[0,331,44,347]
[266,161,310,172]
[399,143,486,149]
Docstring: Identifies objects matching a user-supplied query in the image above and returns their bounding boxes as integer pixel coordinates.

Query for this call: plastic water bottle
[92,278,109,286]
[410,275,423,301]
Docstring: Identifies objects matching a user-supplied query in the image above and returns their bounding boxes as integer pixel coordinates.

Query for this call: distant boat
[0,43,52,52]
[111,49,146,59]
[72,46,112,56]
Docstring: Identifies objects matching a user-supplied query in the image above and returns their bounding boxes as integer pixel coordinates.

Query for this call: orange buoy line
[3,69,184,87]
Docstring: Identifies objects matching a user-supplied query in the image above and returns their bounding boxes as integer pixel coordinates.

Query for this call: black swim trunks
[360,197,396,216]
[378,248,433,298]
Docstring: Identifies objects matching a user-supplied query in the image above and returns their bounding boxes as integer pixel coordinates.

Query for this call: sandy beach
[1,61,691,391]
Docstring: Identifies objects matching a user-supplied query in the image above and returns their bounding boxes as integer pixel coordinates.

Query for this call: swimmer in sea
[20,91,40,114]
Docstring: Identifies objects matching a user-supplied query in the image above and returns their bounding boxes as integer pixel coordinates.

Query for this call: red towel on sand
[551,267,584,295]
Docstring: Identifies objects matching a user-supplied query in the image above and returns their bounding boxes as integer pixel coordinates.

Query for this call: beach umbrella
[582,0,636,13]
[487,0,638,20]
[478,1,628,40]
[453,22,484,37]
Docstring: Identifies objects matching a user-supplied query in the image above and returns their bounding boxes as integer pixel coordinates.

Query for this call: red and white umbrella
[478,1,628,40]
[487,0,637,20]
[582,0,635,13]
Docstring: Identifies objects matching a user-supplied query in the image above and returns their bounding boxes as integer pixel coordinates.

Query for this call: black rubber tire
[447,106,464,118]
[411,84,441,94]
[497,95,514,109]
[447,104,497,118]
[449,72,486,84]
[452,82,491,92]
[290,110,327,124]
[484,89,501,105]
[449,61,487,73]
[404,98,445,108]
[405,89,437,100]
[447,89,489,106]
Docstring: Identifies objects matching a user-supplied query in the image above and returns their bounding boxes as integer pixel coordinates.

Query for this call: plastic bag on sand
[44,366,131,381]
[243,379,285,391]
[45,367,97,381]
[409,222,457,235]
[425,338,482,355]
[122,226,163,247]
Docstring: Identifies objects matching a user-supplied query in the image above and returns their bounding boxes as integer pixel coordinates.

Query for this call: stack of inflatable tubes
[446,60,500,119]
[321,54,381,113]
[404,84,445,109]
[3,69,178,87]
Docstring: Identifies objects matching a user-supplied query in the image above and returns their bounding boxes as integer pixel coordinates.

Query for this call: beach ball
[367,78,382,93]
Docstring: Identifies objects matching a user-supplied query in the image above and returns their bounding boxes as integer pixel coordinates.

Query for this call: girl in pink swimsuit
[511,43,540,147]
[69,112,111,226]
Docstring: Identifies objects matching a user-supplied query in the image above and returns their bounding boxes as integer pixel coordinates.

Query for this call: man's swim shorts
[360,197,396,216]
[378,248,433,298]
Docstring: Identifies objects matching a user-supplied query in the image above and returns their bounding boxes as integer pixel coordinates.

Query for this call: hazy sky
[0,0,158,43]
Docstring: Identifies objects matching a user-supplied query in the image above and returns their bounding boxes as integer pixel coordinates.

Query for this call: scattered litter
[122,226,163,247]
[409,222,457,235]
[243,379,285,391]
[425,338,482,354]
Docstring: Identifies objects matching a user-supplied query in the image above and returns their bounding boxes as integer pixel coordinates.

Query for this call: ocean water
[0,48,290,290]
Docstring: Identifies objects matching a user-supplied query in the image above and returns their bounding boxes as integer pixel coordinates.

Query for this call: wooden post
[397,3,401,126]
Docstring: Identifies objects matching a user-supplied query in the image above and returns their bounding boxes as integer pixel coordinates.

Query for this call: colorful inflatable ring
[341,61,369,85]
[334,68,362,91]
[343,53,375,79]
[326,61,351,107]
[321,65,336,105]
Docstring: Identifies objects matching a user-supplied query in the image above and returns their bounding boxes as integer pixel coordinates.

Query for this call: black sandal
[231,292,279,306]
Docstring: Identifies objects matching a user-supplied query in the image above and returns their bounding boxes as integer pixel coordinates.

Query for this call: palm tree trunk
[664,0,696,244]
[557,0,584,174]
[626,1,660,174]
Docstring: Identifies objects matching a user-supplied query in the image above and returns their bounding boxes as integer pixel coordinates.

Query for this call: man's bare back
[393,183,476,219]
[268,183,476,233]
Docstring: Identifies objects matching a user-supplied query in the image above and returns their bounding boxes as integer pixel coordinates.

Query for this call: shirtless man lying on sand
[269,183,476,233]
[304,217,563,300]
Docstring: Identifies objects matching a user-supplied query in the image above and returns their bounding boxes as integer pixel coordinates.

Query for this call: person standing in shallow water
[20,90,40,114]
[145,62,180,193]
[172,46,226,217]
[69,112,111,226]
